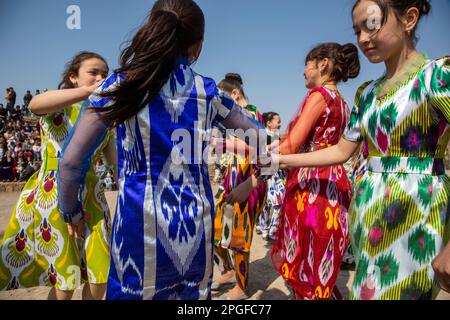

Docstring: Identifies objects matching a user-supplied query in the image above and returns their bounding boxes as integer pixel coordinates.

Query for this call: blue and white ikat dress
[85,59,253,300]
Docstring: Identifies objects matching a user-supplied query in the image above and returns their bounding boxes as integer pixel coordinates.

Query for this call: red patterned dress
[271,87,353,300]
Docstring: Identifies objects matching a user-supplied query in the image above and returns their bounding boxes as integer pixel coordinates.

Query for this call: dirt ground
[0,190,448,300]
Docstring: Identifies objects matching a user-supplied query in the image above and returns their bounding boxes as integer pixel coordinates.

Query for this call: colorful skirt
[349,157,449,300]
[214,158,266,253]
[272,165,352,300]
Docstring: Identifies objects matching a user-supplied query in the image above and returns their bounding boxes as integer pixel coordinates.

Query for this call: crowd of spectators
[0,88,42,182]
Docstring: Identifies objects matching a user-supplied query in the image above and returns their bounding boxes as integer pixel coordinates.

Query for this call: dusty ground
[0,190,448,300]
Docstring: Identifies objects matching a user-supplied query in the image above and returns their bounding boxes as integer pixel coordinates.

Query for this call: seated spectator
[14,141,22,155]
[14,119,22,130]
[11,105,22,121]
[3,130,10,141]
[0,141,5,161]
[102,169,116,191]
[32,139,41,162]
[6,121,14,131]
[22,138,31,151]
[23,149,33,160]
[95,159,107,177]
[7,141,15,154]
[16,156,26,181]
[33,129,40,140]
[19,129,26,141]
[24,122,32,136]
[0,150,14,182]
[22,159,39,181]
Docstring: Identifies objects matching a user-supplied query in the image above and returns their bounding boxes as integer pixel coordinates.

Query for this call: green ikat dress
[343,56,450,300]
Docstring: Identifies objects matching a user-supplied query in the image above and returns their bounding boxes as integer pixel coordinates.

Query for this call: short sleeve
[342,81,372,142]
[28,89,56,118]
[89,73,124,109]
[429,56,450,124]
[211,87,235,124]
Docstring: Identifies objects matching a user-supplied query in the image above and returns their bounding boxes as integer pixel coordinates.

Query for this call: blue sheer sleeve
[212,88,268,158]
[58,74,121,224]
[57,105,110,224]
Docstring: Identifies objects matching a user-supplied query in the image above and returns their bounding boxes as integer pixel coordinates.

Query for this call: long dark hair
[306,43,360,83]
[352,0,431,44]
[58,51,108,89]
[99,0,205,125]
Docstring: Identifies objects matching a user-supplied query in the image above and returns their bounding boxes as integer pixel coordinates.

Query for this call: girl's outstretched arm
[279,137,360,169]
[220,106,267,155]
[212,95,269,204]
[278,92,327,155]
[29,82,101,115]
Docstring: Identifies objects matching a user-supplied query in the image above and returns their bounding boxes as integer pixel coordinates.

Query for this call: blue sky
[1,0,449,130]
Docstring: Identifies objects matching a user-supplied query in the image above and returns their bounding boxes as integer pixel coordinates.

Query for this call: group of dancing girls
[0,0,449,300]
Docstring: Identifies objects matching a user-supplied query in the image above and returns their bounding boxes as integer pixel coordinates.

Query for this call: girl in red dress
[271,43,360,300]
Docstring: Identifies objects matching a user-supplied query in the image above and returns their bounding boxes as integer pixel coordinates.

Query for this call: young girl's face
[353,0,409,64]
[267,115,281,131]
[70,58,108,88]
[229,89,243,104]
[304,60,321,89]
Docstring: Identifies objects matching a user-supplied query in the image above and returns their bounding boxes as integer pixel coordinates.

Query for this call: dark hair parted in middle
[306,42,361,83]
[99,0,205,125]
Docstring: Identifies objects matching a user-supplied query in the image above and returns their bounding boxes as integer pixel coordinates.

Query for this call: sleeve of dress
[429,56,450,124]
[28,89,54,118]
[57,106,110,224]
[342,81,372,143]
[278,92,327,155]
[57,74,120,224]
[211,88,267,157]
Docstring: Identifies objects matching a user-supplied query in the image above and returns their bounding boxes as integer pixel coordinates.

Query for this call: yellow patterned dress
[0,101,112,291]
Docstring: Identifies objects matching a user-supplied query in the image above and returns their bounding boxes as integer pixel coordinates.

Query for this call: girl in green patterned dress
[276,0,449,299]
[0,52,115,300]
